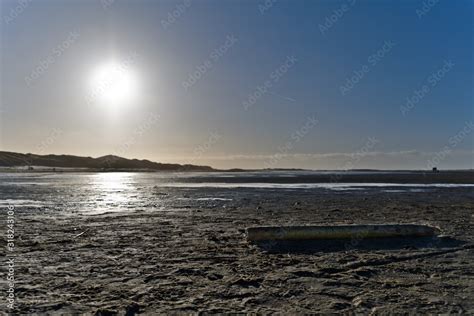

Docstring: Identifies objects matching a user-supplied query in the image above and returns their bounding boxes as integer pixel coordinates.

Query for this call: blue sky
[0,0,473,169]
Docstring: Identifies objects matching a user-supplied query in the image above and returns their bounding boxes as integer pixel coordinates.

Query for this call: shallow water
[1,172,473,215]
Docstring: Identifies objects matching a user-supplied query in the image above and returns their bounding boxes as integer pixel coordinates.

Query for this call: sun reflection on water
[90,173,136,213]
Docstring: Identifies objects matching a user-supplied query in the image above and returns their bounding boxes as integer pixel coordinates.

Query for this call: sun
[89,60,138,107]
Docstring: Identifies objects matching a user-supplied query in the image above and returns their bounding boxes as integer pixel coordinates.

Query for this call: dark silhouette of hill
[0,151,215,172]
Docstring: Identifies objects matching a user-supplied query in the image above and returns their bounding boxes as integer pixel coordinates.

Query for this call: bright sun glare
[89,61,138,107]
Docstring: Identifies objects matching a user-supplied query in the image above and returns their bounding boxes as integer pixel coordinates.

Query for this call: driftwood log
[247,224,440,241]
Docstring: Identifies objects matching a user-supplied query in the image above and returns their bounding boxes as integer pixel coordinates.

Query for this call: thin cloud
[186,150,472,161]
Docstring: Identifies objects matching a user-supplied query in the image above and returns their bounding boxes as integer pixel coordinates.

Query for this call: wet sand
[1,173,474,314]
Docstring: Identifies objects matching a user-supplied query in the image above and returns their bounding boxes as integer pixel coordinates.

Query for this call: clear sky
[0,0,473,169]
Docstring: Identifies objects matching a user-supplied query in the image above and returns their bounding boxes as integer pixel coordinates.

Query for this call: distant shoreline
[1,151,472,175]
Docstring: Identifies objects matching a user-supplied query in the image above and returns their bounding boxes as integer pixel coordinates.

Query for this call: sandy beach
[1,171,473,314]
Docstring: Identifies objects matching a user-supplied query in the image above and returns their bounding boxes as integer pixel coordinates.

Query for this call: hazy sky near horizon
[0,0,473,169]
